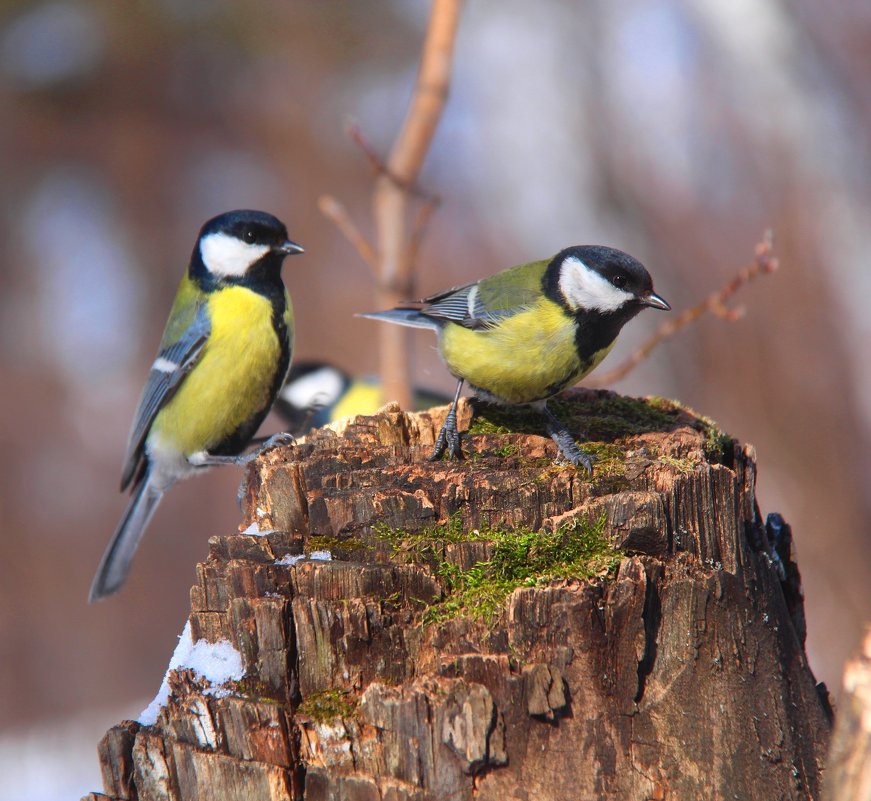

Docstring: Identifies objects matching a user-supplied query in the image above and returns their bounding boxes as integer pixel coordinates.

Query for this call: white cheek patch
[200,232,270,278]
[280,367,345,410]
[558,256,633,312]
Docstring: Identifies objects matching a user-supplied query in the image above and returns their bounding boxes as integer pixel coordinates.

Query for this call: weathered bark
[823,627,871,800]
[86,389,832,801]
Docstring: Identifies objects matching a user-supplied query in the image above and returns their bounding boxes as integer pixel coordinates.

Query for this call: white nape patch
[280,366,345,410]
[558,256,633,312]
[200,231,269,278]
[275,549,333,566]
[152,356,178,373]
[139,620,244,725]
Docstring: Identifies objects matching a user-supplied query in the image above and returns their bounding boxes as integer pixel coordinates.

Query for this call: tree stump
[85,389,832,801]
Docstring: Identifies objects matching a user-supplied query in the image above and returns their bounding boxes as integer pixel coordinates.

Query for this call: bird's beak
[640,291,670,311]
[278,239,305,256]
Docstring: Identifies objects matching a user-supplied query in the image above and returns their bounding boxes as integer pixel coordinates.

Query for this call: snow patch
[241,521,275,537]
[138,620,244,726]
[275,550,333,566]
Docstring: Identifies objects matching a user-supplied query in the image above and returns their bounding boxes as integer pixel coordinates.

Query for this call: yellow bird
[361,245,669,469]
[90,210,303,601]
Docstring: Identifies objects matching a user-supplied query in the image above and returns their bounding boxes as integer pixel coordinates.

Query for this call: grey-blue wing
[120,304,210,490]
[413,282,507,330]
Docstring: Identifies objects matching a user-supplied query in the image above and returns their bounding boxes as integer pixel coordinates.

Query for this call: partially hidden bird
[274,360,450,436]
[89,210,303,602]
[360,245,669,469]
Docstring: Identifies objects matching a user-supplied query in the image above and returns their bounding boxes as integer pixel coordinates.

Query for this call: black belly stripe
[197,264,292,457]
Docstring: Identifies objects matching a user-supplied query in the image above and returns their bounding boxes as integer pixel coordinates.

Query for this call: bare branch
[317,194,377,272]
[588,233,779,387]
[347,122,441,203]
[372,0,463,409]
[318,2,461,409]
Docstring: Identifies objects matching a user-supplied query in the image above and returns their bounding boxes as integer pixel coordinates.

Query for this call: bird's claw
[545,416,595,475]
[258,432,296,454]
[557,442,596,474]
[429,409,463,461]
[236,473,251,512]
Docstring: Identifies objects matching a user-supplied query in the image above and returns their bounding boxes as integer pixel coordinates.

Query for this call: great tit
[89,210,303,602]
[275,360,450,435]
[360,245,669,469]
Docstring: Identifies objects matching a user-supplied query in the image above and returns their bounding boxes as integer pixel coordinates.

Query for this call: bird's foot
[232,434,295,511]
[551,430,596,474]
[255,432,296,455]
[539,403,595,474]
[189,433,296,470]
[429,408,463,461]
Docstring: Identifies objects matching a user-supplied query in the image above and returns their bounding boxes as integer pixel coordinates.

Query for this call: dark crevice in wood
[634,564,662,704]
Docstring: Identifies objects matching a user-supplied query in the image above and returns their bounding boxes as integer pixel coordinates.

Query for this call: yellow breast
[439,298,611,404]
[152,286,287,455]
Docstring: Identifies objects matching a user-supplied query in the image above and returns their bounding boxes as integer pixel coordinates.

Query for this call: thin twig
[587,232,779,387]
[347,122,441,204]
[317,195,377,272]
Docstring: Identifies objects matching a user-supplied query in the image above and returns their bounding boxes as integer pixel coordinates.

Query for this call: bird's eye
[243,230,256,244]
[611,275,627,289]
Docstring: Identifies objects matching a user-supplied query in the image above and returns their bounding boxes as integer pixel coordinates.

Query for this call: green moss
[549,394,679,441]
[420,515,621,624]
[467,415,515,435]
[646,396,686,414]
[489,443,520,458]
[657,455,698,474]
[375,512,485,547]
[373,513,482,569]
[231,677,284,703]
[375,513,621,623]
[467,394,679,446]
[306,535,367,552]
[297,689,359,723]
[693,414,733,464]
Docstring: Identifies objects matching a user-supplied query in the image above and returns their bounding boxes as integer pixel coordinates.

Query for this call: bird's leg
[430,379,464,461]
[188,433,296,468]
[539,401,595,474]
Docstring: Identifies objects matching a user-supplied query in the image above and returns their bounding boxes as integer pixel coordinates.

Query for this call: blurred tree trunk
[823,627,871,801]
[85,391,831,801]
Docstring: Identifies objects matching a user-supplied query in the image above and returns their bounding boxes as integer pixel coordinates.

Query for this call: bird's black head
[548,245,669,316]
[191,209,303,286]
[275,361,351,433]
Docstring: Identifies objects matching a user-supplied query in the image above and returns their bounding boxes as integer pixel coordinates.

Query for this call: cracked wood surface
[85,389,832,801]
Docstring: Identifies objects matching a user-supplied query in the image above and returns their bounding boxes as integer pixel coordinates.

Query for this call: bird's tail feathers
[89,470,164,602]
[356,309,439,331]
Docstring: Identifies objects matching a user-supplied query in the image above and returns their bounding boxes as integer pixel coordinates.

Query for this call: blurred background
[1,0,869,797]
